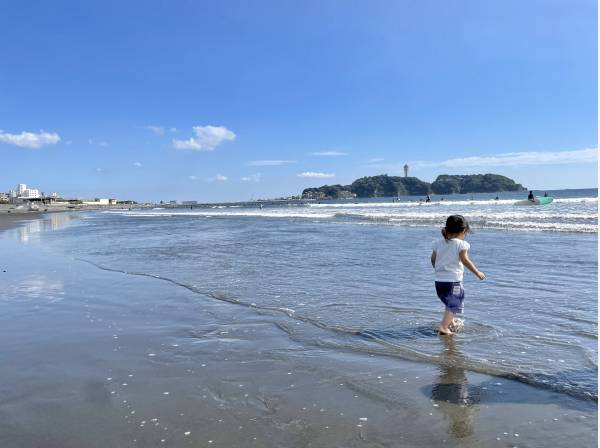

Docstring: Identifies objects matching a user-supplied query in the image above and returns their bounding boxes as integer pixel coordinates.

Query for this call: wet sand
[0,218,596,447]
[0,211,44,231]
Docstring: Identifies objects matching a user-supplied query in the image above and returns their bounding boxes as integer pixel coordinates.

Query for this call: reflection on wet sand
[3,275,65,302]
[16,213,75,242]
[431,337,481,439]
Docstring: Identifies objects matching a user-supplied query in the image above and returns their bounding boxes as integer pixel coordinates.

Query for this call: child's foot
[438,327,454,336]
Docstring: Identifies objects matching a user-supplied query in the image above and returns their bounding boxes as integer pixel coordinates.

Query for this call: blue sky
[0,0,597,202]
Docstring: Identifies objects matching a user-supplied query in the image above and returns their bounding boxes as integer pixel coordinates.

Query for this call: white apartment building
[21,189,40,199]
[12,183,42,200]
[4,183,62,202]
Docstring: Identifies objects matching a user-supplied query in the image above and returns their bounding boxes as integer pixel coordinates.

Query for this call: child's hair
[442,215,471,239]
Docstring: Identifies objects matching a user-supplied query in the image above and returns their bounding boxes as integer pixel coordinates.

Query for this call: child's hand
[475,271,486,280]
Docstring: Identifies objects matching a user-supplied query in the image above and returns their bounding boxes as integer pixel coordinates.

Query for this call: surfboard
[514,196,554,205]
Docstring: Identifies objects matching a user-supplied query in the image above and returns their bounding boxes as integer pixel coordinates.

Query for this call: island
[301,174,525,199]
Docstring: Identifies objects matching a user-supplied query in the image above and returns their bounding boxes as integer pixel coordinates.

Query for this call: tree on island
[431,174,525,194]
[302,184,349,199]
[301,173,525,199]
[350,175,430,197]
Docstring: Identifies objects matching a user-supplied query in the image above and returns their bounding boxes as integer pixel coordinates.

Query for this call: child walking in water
[431,215,485,335]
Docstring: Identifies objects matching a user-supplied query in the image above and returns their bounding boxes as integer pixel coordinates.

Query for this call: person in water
[425,194,431,203]
[528,190,535,201]
[543,192,548,197]
[431,215,485,335]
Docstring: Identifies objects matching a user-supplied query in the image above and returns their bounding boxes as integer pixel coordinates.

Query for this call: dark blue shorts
[435,281,464,314]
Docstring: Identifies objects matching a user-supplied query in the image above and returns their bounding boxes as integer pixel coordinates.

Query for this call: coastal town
[0,182,137,213]
[0,182,305,212]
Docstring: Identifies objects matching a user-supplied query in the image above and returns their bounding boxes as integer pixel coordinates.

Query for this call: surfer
[425,194,431,203]
[528,191,535,202]
[430,215,486,335]
[543,192,548,197]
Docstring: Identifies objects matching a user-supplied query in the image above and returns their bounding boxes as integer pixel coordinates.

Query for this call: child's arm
[430,250,436,268]
[459,250,486,280]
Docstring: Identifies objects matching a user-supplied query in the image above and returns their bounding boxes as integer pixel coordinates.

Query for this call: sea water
[24,188,597,403]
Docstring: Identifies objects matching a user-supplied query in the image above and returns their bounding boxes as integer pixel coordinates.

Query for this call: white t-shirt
[432,238,471,282]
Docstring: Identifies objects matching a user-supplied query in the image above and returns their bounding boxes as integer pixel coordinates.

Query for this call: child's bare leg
[439,309,454,334]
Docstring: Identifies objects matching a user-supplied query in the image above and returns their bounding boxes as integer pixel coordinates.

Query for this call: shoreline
[0,203,147,233]
[0,211,45,232]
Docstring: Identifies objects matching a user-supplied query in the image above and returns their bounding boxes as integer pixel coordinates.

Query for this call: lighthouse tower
[403,164,409,178]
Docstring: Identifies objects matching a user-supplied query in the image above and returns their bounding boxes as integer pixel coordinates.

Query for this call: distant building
[82,198,110,205]
[11,183,42,200]
[0,192,8,202]
[302,191,326,200]
[338,190,357,199]
[182,201,198,206]
[403,164,409,178]
[21,188,40,199]
[43,196,65,204]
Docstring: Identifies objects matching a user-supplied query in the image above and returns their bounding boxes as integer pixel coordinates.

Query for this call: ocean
[1,188,597,447]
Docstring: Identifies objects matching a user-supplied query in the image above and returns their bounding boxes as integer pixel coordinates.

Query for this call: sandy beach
[0,211,44,231]
[0,203,148,231]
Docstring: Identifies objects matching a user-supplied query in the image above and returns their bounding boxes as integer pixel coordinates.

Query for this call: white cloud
[207,174,228,182]
[311,151,348,156]
[188,175,198,180]
[88,138,109,147]
[146,125,165,136]
[248,160,297,166]
[173,125,236,151]
[146,126,176,135]
[133,161,142,167]
[416,148,597,168]
[96,167,103,173]
[241,173,262,182]
[368,157,384,163]
[0,130,61,149]
[298,172,336,178]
